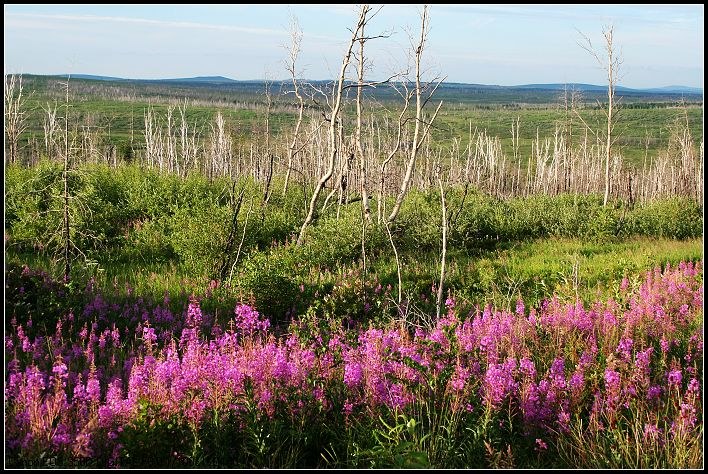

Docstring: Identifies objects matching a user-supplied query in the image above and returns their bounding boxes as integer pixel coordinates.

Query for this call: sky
[4,4,704,89]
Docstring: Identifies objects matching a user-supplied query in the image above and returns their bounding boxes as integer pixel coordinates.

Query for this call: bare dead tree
[208,111,232,180]
[130,99,136,159]
[352,4,390,221]
[79,123,99,164]
[228,196,255,282]
[43,101,60,160]
[578,24,622,206]
[165,104,177,175]
[178,99,201,177]
[5,74,28,164]
[296,4,370,246]
[35,80,100,280]
[560,84,583,151]
[61,76,72,281]
[282,15,306,198]
[356,16,371,221]
[378,82,413,223]
[215,182,246,282]
[388,5,445,223]
[386,221,403,305]
[262,74,275,206]
[354,138,378,301]
[144,104,165,171]
[561,86,584,193]
[435,164,447,319]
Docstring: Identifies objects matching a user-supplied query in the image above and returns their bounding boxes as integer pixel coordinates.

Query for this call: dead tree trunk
[216,183,246,282]
[435,168,447,319]
[378,86,412,223]
[388,5,444,223]
[579,25,621,206]
[296,5,369,245]
[355,21,371,221]
[282,16,306,199]
[5,74,28,164]
[262,76,275,207]
[62,77,72,281]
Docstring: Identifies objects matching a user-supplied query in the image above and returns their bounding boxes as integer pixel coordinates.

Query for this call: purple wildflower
[667,369,682,387]
[647,385,662,400]
[535,438,548,452]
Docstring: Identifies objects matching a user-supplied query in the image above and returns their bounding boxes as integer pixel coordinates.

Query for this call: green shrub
[299,206,367,267]
[450,193,501,247]
[119,216,176,265]
[234,248,302,322]
[119,400,194,468]
[5,161,64,253]
[167,203,231,276]
[625,197,702,239]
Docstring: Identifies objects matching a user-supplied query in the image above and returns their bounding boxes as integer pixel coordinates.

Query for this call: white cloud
[5,12,288,37]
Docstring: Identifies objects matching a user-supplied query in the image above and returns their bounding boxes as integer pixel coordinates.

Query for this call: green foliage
[4,262,84,336]
[451,191,504,246]
[75,165,137,252]
[166,203,230,275]
[234,248,302,322]
[4,164,40,232]
[298,206,367,265]
[117,386,340,468]
[352,412,431,468]
[5,160,64,254]
[5,161,703,324]
[624,197,703,239]
[119,400,194,468]
[449,237,702,310]
[119,217,176,265]
[395,190,447,251]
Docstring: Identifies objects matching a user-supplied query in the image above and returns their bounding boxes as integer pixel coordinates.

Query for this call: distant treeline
[16,74,704,107]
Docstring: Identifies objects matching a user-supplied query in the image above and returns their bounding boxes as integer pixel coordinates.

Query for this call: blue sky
[4,4,704,88]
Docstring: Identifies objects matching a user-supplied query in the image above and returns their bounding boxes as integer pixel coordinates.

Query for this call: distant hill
[18,74,702,105]
[47,75,702,95]
[642,85,703,94]
[59,74,238,85]
[509,83,703,95]
[510,83,628,92]
[156,76,239,84]
[61,74,129,82]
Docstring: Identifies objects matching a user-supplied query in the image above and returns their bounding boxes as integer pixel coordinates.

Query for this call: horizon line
[8,73,704,92]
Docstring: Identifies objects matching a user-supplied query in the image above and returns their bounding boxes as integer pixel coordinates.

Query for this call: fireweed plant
[4,261,703,468]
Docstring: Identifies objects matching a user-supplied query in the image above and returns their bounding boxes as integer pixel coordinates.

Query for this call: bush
[5,161,64,253]
[167,203,231,276]
[452,193,504,245]
[300,206,368,267]
[235,248,302,322]
[624,197,702,239]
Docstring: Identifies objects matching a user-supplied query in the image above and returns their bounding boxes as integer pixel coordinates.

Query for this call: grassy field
[13,75,704,168]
